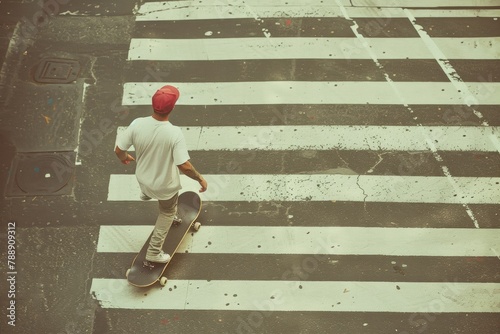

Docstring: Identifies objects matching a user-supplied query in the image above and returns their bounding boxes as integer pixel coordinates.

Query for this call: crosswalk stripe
[136,0,360,21]
[407,9,500,17]
[351,0,500,8]
[116,125,500,152]
[128,37,500,61]
[93,1,500,321]
[97,225,500,256]
[91,278,500,312]
[136,1,500,21]
[122,81,500,106]
[107,174,500,204]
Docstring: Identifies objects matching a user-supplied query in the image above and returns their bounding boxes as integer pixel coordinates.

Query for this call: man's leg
[146,193,178,260]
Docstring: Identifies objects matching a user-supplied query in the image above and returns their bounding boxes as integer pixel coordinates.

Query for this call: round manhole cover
[15,153,73,194]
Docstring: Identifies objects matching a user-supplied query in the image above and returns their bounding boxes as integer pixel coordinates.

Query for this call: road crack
[336,151,350,168]
[367,152,390,174]
[356,174,368,212]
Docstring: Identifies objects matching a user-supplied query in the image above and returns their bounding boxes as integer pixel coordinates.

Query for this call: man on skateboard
[114,85,208,264]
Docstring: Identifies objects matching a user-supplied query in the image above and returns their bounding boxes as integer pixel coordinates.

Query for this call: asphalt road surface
[0,1,499,334]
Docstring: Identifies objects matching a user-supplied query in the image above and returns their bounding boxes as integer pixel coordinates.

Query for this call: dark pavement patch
[0,225,99,334]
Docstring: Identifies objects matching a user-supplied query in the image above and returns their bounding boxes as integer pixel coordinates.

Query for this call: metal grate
[33,58,80,84]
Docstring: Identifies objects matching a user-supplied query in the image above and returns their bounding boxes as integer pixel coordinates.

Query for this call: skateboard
[126,191,202,287]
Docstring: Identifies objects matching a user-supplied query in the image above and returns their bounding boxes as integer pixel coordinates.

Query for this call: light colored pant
[146,193,178,258]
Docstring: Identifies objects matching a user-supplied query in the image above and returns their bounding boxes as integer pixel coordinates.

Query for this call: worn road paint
[405,9,491,125]
[97,225,500,256]
[135,1,500,21]
[91,278,500,312]
[122,81,500,106]
[107,174,500,204]
[335,0,490,228]
[128,37,500,61]
[351,0,499,8]
[115,125,500,152]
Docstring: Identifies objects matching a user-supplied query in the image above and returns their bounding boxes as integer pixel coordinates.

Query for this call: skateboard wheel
[126,269,130,278]
[160,277,168,286]
[193,222,201,231]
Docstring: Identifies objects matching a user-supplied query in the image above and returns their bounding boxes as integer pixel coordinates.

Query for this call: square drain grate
[33,58,80,84]
[5,152,75,196]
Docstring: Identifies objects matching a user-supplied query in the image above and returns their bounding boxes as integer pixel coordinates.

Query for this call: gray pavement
[0,1,137,333]
[0,1,499,334]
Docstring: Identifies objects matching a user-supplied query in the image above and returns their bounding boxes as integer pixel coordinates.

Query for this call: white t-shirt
[116,117,190,200]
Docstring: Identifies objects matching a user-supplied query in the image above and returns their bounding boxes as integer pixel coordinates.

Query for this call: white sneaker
[145,251,171,263]
[140,193,152,201]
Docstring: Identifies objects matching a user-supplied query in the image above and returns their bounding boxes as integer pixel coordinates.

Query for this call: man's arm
[115,146,135,165]
[177,160,207,192]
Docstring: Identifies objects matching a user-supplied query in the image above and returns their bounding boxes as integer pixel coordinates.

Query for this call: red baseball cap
[152,85,180,114]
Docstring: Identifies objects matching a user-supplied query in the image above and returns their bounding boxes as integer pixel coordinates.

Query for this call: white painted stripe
[352,0,500,8]
[128,37,500,61]
[136,6,334,21]
[409,9,500,17]
[123,81,500,106]
[434,37,499,60]
[116,125,500,152]
[137,0,351,21]
[490,133,500,154]
[107,174,500,204]
[91,279,500,312]
[136,1,500,20]
[97,225,500,257]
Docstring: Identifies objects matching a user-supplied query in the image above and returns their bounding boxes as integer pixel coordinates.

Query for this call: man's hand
[121,153,135,165]
[178,161,208,193]
[115,146,135,164]
[198,177,208,193]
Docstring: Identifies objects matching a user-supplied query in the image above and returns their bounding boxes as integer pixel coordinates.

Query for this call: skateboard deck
[126,191,202,287]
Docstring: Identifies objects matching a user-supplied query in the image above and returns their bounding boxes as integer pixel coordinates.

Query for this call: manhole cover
[6,152,75,196]
[33,58,80,84]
